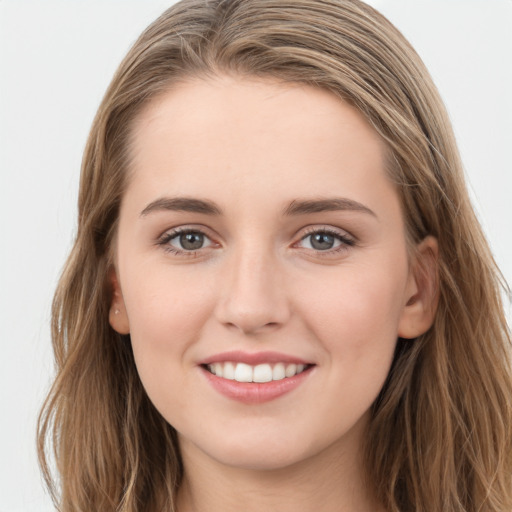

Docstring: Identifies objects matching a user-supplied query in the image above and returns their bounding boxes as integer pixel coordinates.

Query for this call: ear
[398,236,439,339]
[108,267,130,335]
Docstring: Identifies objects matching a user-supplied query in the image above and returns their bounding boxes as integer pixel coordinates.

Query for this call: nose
[214,245,291,335]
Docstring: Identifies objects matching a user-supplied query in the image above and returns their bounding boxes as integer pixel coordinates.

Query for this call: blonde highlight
[38,1,512,510]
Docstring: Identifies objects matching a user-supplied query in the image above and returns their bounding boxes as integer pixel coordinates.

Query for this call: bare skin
[110,74,437,512]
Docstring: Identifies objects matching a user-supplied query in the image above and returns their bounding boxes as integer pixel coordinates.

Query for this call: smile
[205,362,309,383]
[200,352,315,404]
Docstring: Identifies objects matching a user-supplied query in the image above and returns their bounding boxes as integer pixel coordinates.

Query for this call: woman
[38,1,512,511]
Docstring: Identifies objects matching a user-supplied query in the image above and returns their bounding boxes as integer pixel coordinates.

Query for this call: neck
[175,427,383,512]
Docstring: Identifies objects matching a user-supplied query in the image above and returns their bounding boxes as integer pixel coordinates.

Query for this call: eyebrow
[140,196,376,218]
[282,197,376,217]
[140,197,222,216]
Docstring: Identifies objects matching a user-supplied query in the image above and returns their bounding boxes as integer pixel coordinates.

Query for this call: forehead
[125,74,396,219]
[130,74,385,159]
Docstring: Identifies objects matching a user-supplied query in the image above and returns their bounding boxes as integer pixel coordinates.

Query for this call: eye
[158,228,214,255]
[297,228,355,253]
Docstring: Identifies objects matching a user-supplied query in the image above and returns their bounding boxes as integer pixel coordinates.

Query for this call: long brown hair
[38,1,512,510]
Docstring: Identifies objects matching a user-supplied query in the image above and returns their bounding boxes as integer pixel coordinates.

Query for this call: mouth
[202,361,312,383]
[199,352,315,404]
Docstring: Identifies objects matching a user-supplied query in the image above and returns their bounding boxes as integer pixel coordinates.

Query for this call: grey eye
[298,230,353,252]
[180,232,204,250]
[309,233,336,250]
[169,231,212,251]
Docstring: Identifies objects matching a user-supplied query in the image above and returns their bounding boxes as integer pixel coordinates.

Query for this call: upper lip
[199,350,312,366]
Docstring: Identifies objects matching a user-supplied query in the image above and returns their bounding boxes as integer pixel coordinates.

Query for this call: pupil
[311,233,334,250]
[180,232,204,250]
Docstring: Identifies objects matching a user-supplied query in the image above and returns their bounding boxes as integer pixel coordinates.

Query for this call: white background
[1,1,511,510]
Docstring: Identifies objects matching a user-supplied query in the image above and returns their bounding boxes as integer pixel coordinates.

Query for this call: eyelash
[298,227,356,256]
[157,228,214,257]
[156,226,356,258]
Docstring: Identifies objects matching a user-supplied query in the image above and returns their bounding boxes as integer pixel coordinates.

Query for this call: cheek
[122,267,215,374]
[296,259,408,359]
[290,261,409,429]
[122,269,219,424]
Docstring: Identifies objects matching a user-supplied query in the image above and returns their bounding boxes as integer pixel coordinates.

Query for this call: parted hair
[38,1,512,510]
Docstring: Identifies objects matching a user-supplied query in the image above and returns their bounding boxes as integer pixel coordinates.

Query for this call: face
[110,74,436,472]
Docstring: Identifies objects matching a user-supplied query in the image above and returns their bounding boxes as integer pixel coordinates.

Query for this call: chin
[207,442,312,472]
[182,423,339,473]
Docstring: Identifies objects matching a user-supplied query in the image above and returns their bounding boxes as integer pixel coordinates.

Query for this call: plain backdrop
[1,1,511,510]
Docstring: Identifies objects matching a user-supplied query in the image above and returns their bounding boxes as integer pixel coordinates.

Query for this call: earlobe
[108,268,130,335]
[398,236,439,339]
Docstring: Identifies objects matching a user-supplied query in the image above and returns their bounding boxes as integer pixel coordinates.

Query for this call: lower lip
[201,366,314,404]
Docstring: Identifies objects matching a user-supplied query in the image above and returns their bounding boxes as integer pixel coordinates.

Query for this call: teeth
[253,364,273,383]
[213,362,223,378]
[234,363,253,382]
[207,361,308,382]
[223,362,235,380]
[285,364,297,378]
[272,362,285,380]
